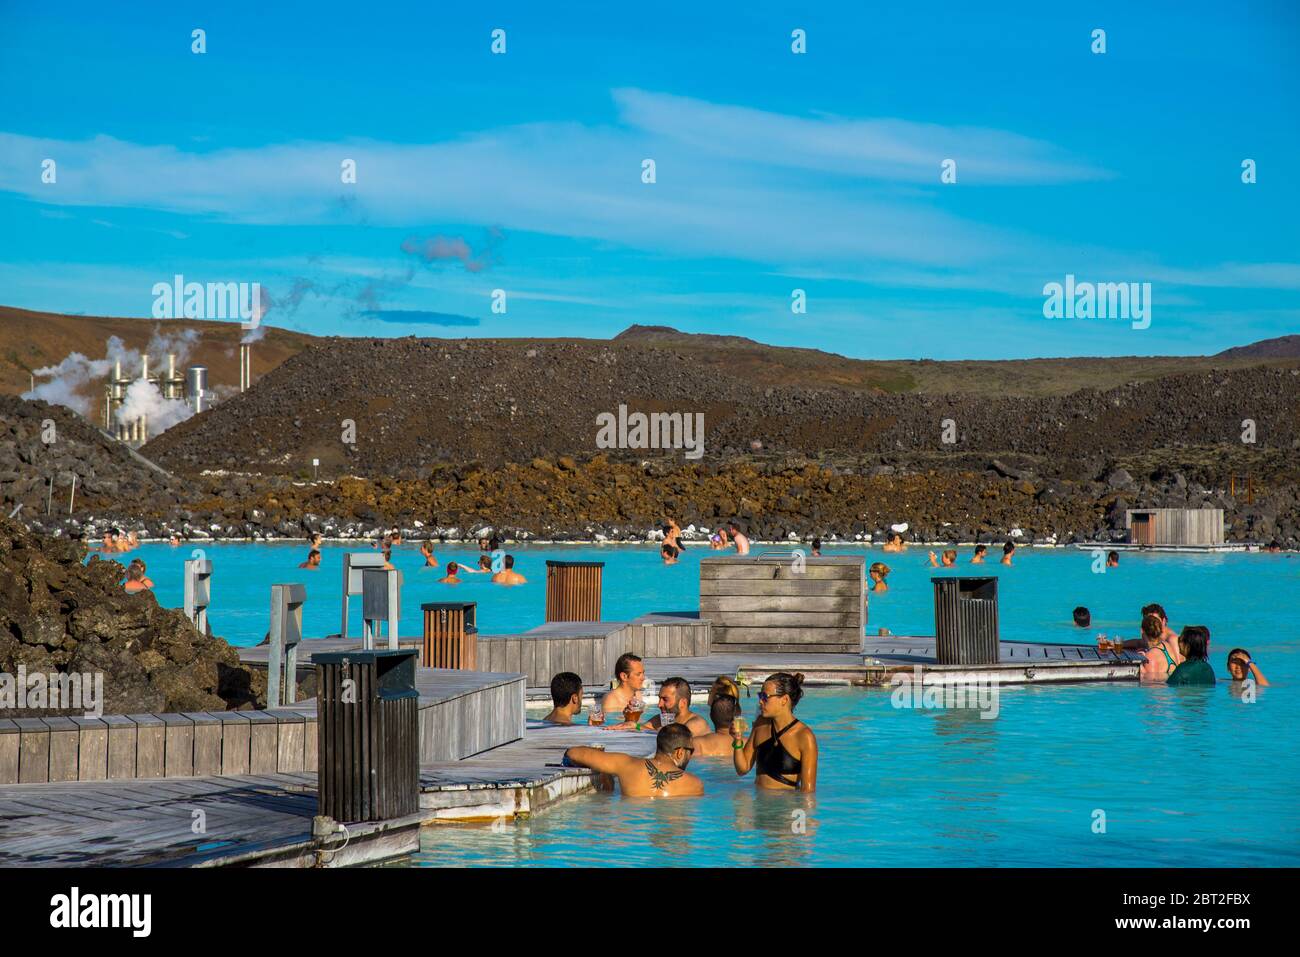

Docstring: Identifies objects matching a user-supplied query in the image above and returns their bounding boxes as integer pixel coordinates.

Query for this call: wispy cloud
[359,309,479,327]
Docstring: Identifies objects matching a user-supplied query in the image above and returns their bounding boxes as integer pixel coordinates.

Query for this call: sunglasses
[757,691,785,703]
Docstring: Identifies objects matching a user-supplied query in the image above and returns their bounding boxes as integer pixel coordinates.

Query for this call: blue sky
[1,0,1297,359]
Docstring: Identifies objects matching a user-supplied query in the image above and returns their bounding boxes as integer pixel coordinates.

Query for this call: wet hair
[446,561,459,574]
[709,675,741,704]
[1072,606,1091,627]
[613,652,642,682]
[1225,648,1251,677]
[710,694,740,728]
[503,554,514,569]
[549,672,583,708]
[727,521,742,533]
[307,549,321,561]
[811,538,822,550]
[661,676,690,705]
[1003,541,1016,554]
[660,543,678,558]
[1107,551,1119,562]
[655,722,694,756]
[973,544,987,555]
[765,671,805,709]
[478,555,492,569]
[1142,603,1167,621]
[125,564,143,581]
[942,549,957,562]
[1178,626,1210,661]
[869,561,890,577]
[1141,614,1164,645]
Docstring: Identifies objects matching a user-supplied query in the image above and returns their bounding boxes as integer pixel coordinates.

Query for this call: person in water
[1106,550,1120,568]
[1137,613,1178,682]
[458,555,493,575]
[971,544,987,563]
[310,532,324,550]
[563,724,704,799]
[123,563,150,593]
[419,540,438,567]
[1073,606,1091,628]
[660,543,679,565]
[492,554,527,584]
[298,549,322,570]
[709,527,729,550]
[127,558,154,589]
[1000,541,1016,565]
[1166,626,1216,686]
[1226,649,1269,686]
[868,561,890,593]
[810,538,822,557]
[438,561,463,584]
[381,546,395,570]
[643,677,710,736]
[731,672,818,791]
[708,675,743,707]
[600,653,646,722]
[542,672,584,725]
[882,532,906,552]
[728,522,751,555]
[692,694,742,757]
[663,517,685,552]
[928,548,957,567]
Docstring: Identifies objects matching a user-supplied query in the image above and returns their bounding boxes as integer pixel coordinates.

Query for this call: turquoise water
[105,541,1300,866]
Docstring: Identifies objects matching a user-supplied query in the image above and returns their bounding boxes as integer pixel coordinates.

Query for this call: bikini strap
[772,718,800,741]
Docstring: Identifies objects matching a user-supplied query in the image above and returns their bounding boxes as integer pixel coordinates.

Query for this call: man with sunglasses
[563,724,704,798]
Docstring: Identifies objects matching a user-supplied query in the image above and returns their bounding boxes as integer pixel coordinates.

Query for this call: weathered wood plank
[133,715,165,779]
[700,563,860,581]
[701,579,861,596]
[44,717,80,783]
[0,720,19,786]
[16,718,50,784]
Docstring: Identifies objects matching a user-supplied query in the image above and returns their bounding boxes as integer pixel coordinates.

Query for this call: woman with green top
[1166,626,1216,686]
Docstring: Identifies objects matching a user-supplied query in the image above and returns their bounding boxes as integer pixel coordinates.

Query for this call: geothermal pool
[107,541,1299,867]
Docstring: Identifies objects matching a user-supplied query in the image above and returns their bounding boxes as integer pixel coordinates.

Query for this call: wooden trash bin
[545,560,604,622]
[933,577,1000,665]
[314,650,419,823]
[422,601,478,669]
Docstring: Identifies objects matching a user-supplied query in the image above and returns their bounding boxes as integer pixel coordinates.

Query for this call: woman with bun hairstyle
[708,675,742,706]
[730,672,818,791]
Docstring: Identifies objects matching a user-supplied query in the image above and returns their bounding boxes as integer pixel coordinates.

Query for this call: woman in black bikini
[730,672,818,792]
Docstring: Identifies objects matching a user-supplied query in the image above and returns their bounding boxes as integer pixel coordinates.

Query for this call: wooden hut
[1124,508,1224,546]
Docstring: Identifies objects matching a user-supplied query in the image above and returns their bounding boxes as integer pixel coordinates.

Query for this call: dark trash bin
[932,577,1000,665]
[315,650,419,823]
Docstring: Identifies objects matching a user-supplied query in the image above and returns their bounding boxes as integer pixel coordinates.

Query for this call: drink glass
[659,709,676,728]
[588,705,604,726]
[624,695,644,726]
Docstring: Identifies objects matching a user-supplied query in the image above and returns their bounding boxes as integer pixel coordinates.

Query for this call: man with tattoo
[562,724,704,798]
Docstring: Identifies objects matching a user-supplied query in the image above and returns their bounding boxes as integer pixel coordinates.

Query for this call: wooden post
[545,561,604,622]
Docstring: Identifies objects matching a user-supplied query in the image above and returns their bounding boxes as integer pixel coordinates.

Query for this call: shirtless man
[492,554,527,584]
[663,518,683,552]
[438,561,463,584]
[600,653,647,722]
[660,543,679,565]
[542,672,584,725]
[928,548,957,567]
[563,724,704,799]
[970,544,987,563]
[692,694,742,757]
[882,532,906,553]
[727,522,751,556]
[1000,541,1016,566]
[298,549,322,570]
[613,677,709,736]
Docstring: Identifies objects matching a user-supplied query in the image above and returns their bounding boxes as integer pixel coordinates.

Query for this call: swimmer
[1166,626,1216,686]
[389,527,402,545]
[309,533,324,550]
[492,554,527,584]
[709,527,729,550]
[1106,550,1119,568]
[460,555,493,574]
[1137,613,1178,681]
[1000,541,1016,565]
[419,540,439,567]
[692,694,742,757]
[382,547,395,571]
[298,549,322,570]
[664,517,684,552]
[708,675,743,707]
[730,672,818,791]
[128,558,154,589]
[542,672,584,725]
[1073,606,1091,628]
[660,543,679,565]
[1226,649,1269,686]
[882,532,906,553]
[810,538,822,557]
[727,522,751,556]
[971,544,987,563]
[600,653,647,721]
[123,564,150,593]
[868,561,890,593]
[168,535,180,546]
[562,724,703,799]
[928,548,957,567]
[625,677,710,736]
[438,561,463,584]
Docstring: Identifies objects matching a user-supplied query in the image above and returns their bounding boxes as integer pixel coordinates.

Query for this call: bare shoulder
[681,772,705,795]
[795,723,818,747]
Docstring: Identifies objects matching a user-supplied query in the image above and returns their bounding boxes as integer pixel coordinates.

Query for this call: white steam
[115,378,194,434]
